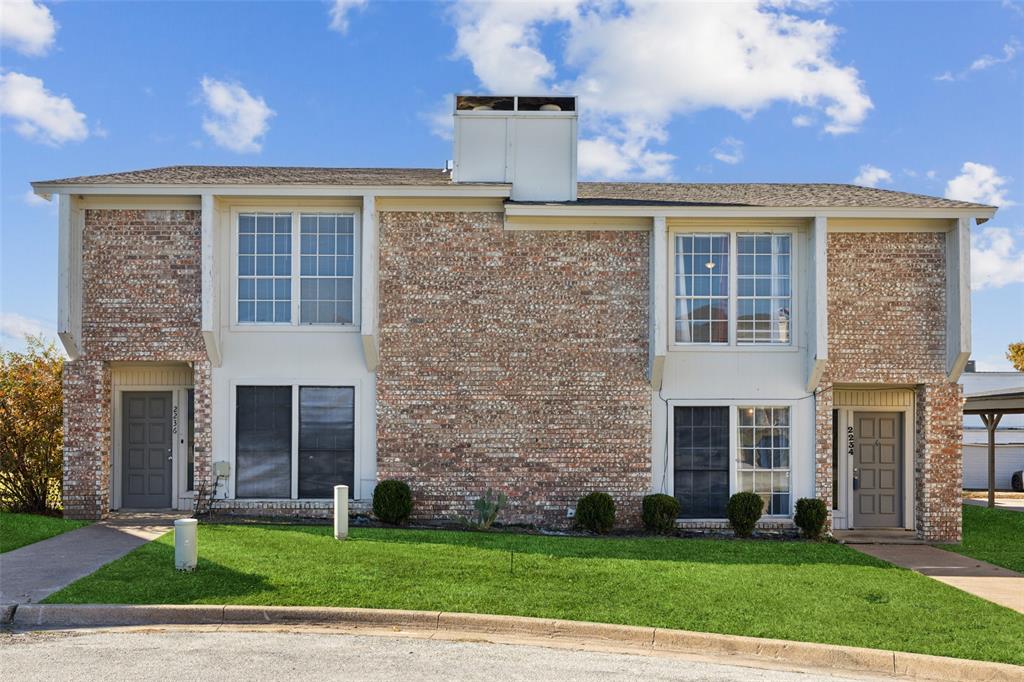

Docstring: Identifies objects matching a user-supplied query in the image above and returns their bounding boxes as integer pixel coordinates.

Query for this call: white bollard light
[334,485,349,540]
[175,518,198,571]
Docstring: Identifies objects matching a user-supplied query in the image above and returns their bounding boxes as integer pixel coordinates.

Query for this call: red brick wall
[816,231,962,541]
[62,209,212,519]
[376,211,651,527]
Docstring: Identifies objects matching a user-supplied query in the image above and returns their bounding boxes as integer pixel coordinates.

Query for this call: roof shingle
[32,165,994,210]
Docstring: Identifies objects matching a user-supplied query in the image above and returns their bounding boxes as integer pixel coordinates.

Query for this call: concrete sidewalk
[964,497,1024,512]
[0,513,180,605]
[852,544,1024,613]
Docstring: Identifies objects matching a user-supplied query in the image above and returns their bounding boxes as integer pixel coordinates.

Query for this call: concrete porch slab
[832,529,924,545]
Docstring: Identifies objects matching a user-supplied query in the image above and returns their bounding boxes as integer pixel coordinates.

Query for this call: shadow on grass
[233,523,895,569]
[44,539,273,605]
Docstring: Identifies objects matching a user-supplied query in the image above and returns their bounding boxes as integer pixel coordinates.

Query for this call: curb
[4,604,1021,681]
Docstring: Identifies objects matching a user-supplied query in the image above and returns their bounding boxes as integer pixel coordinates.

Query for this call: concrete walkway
[964,497,1024,512]
[0,512,180,605]
[852,544,1024,614]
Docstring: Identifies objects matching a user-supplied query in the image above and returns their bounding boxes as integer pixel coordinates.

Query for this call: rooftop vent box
[452,95,578,202]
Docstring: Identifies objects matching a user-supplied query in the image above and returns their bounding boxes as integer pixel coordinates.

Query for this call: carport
[963,388,1024,507]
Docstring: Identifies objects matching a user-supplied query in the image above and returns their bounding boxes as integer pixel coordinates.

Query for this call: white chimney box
[452,95,578,202]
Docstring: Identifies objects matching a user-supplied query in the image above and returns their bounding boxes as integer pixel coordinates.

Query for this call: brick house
[33,96,995,541]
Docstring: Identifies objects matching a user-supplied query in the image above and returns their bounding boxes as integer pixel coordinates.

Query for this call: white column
[945,217,972,380]
[201,193,221,367]
[334,485,349,540]
[360,194,379,371]
[805,215,828,392]
[649,216,668,390]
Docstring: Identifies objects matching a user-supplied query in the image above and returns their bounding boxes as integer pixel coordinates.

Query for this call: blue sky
[2,0,1022,368]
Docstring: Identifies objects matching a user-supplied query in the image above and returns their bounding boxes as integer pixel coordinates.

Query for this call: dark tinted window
[673,406,730,518]
[236,386,292,498]
[298,387,355,498]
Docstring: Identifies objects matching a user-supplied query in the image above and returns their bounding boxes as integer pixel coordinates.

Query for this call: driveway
[0,628,892,681]
[964,497,1024,512]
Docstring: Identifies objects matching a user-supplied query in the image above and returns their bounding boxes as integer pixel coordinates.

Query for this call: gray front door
[853,412,902,528]
[122,392,173,509]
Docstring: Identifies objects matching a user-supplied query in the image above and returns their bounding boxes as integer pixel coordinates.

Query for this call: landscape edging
[5,603,1022,682]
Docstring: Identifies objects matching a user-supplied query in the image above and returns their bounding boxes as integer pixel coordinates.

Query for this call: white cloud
[791,114,813,127]
[578,135,675,180]
[450,1,872,180]
[328,0,368,34]
[0,312,51,344]
[971,227,1024,290]
[853,164,892,188]
[711,137,744,165]
[0,71,88,145]
[199,77,274,153]
[935,40,1020,81]
[945,162,1014,207]
[23,189,48,206]
[926,169,938,180]
[421,94,454,141]
[0,0,57,56]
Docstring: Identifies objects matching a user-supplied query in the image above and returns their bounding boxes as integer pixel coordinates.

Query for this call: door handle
[852,467,860,491]
[167,448,173,461]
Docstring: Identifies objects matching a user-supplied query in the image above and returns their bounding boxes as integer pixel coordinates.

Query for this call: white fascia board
[56,194,81,359]
[504,204,997,222]
[649,216,667,389]
[806,215,828,392]
[946,217,972,381]
[30,183,512,199]
[360,194,379,372]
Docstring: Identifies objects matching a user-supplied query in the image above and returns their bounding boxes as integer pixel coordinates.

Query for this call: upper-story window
[236,210,358,327]
[673,231,793,346]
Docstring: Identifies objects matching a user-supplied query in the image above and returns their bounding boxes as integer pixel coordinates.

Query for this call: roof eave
[29,181,513,199]
[504,202,997,221]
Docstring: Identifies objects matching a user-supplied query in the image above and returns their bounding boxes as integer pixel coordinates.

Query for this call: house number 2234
[847,426,854,457]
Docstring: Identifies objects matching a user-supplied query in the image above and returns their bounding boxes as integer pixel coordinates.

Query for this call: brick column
[192,359,214,504]
[915,382,963,542]
[813,384,834,531]
[62,360,111,520]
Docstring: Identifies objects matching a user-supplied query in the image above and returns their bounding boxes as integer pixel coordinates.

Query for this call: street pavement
[0,628,892,681]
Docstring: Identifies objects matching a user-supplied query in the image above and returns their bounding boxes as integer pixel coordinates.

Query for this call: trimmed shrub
[372,480,413,525]
[575,492,616,534]
[726,492,763,538]
[641,494,679,534]
[795,498,828,540]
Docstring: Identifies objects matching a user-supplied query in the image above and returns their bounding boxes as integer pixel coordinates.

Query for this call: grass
[0,512,90,553]
[45,525,1024,665]
[941,504,1024,573]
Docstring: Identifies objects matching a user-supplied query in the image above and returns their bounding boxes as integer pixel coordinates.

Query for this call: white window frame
[230,207,361,332]
[228,378,363,501]
[669,228,798,351]
[664,400,798,520]
[735,405,792,517]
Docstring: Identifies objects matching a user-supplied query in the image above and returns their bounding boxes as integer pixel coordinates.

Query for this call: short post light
[174,518,198,571]
[334,485,349,540]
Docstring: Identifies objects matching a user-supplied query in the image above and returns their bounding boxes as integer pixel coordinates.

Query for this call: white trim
[201,194,222,366]
[946,217,972,381]
[227,377,366,500]
[665,399,799,520]
[228,206,362,332]
[360,194,379,371]
[33,183,512,198]
[504,204,996,221]
[57,194,82,359]
[649,216,667,388]
[806,216,828,391]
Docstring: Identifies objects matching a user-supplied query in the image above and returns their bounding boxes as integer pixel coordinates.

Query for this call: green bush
[575,492,616,534]
[641,494,679,534]
[795,498,828,540]
[372,480,413,525]
[726,492,763,538]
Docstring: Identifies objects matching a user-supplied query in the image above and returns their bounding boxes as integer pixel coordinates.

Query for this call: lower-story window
[236,385,355,499]
[673,406,730,518]
[737,406,791,515]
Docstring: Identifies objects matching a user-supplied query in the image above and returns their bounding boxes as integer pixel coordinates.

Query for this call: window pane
[737,406,791,515]
[299,213,356,325]
[737,233,791,344]
[298,387,355,498]
[236,386,291,498]
[674,406,730,518]
[238,213,292,325]
[674,234,729,343]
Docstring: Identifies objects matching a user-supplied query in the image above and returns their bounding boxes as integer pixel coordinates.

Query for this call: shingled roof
[33,165,994,210]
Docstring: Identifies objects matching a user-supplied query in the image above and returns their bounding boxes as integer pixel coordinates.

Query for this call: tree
[0,337,64,513]
[1008,342,1024,372]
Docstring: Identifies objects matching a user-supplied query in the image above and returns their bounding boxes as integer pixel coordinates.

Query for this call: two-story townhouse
[33,96,994,542]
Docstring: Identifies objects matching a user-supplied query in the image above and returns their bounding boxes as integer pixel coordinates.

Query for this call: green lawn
[45,525,1024,665]
[941,504,1024,573]
[0,512,90,553]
